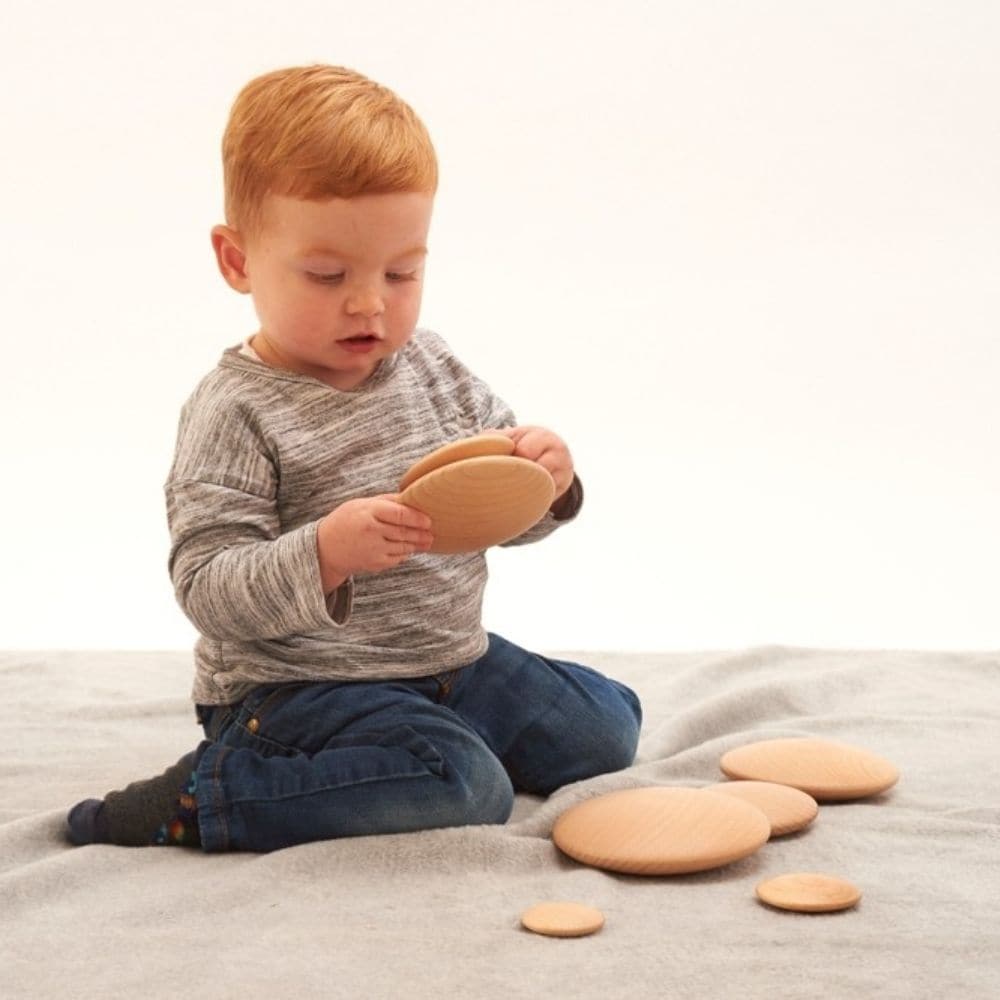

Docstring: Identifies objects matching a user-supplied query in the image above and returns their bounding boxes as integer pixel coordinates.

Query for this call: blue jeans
[192,632,642,852]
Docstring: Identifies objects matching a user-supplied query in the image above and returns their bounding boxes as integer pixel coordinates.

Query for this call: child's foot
[66,744,206,848]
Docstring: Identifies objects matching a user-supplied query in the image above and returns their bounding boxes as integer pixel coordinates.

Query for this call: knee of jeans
[447,752,515,827]
[607,717,641,772]
[590,689,643,774]
[620,683,643,734]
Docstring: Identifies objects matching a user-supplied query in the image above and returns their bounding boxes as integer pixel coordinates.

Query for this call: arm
[168,480,434,643]
[164,388,350,643]
[167,476,349,642]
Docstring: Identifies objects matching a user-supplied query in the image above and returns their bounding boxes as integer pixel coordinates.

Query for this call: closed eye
[307,272,416,284]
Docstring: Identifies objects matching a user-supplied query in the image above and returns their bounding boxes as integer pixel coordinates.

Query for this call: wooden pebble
[520,902,605,938]
[704,781,818,836]
[398,434,555,553]
[756,873,862,913]
[720,738,899,801]
[552,786,770,876]
[398,433,513,492]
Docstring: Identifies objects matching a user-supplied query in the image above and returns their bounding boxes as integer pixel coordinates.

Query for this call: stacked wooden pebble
[398,433,555,553]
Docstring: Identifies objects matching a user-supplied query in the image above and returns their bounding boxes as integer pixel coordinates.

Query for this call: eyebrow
[300,244,428,260]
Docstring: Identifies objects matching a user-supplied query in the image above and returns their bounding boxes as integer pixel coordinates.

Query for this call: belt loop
[435,668,462,702]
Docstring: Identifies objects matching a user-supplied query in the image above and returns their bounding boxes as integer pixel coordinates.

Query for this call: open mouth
[338,334,380,353]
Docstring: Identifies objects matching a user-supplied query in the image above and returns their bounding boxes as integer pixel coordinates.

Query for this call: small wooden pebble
[756,873,862,913]
[704,781,818,836]
[520,902,605,938]
[720,738,899,801]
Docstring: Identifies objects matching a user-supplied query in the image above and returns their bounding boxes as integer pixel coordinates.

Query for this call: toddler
[66,64,642,852]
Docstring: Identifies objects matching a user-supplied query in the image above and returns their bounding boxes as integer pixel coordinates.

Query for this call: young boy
[66,64,642,853]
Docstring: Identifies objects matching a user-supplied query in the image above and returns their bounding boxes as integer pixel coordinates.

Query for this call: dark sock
[66,744,206,848]
[66,798,111,845]
[152,767,200,847]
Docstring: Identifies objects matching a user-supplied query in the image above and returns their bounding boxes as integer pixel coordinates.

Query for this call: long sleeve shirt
[165,327,583,705]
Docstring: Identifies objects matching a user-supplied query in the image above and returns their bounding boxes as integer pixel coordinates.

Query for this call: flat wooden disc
[520,902,605,938]
[719,738,899,801]
[398,433,514,492]
[704,781,818,836]
[552,786,770,876]
[399,455,555,553]
[756,872,862,913]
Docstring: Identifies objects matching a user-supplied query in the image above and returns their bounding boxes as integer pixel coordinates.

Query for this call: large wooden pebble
[705,781,818,836]
[399,434,555,553]
[720,738,899,801]
[756,873,862,913]
[520,902,605,938]
[552,786,770,876]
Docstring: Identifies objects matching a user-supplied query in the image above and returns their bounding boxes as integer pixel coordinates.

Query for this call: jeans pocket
[234,681,319,754]
[242,681,313,723]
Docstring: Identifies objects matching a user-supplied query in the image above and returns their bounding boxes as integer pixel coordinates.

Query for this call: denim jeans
[192,632,642,852]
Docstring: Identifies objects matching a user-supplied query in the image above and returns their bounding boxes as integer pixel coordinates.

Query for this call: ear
[210,224,252,293]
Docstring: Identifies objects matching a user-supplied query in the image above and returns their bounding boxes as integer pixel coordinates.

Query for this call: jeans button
[247,717,260,734]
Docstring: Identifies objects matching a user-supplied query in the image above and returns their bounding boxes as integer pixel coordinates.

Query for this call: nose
[346,286,385,317]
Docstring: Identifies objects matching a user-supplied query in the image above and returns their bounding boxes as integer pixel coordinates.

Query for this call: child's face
[212,190,433,390]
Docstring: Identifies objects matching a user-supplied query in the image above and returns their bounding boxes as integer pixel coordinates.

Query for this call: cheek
[397,283,423,316]
[260,292,325,346]
[258,280,302,323]
[288,286,334,324]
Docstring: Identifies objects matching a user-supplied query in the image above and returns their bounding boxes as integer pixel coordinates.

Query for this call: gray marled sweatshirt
[165,327,583,705]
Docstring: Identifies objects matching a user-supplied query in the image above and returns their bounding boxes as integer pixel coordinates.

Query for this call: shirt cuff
[325,576,354,625]
[550,474,584,521]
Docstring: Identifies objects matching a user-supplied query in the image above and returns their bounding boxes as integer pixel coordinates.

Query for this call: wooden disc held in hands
[552,786,770,876]
[398,433,514,491]
[719,738,899,801]
[399,434,556,553]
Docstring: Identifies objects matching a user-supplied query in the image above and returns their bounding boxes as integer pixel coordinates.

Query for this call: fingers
[386,529,434,550]
[489,426,523,443]
[494,426,542,461]
[377,523,433,567]
[502,428,573,487]
[510,434,561,471]
[375,495,434,547]
[385,543,429,560]
[379,494,433,529]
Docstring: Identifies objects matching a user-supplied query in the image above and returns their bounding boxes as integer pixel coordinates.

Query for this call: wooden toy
[719,738,899,801]
[520,902,605,938]
[704,781,819,836]
[398,433,556,553]
[755,872,862,913]
[552,786,770,876]
[398,433,515,491]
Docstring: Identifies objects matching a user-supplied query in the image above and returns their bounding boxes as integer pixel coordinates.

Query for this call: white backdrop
[2,0,997,651]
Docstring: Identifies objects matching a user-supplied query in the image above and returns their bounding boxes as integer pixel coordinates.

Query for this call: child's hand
[317,495,434,591]
[491,426,575,501]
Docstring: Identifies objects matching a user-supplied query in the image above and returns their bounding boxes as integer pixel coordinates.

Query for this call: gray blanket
[2,648,998,999]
